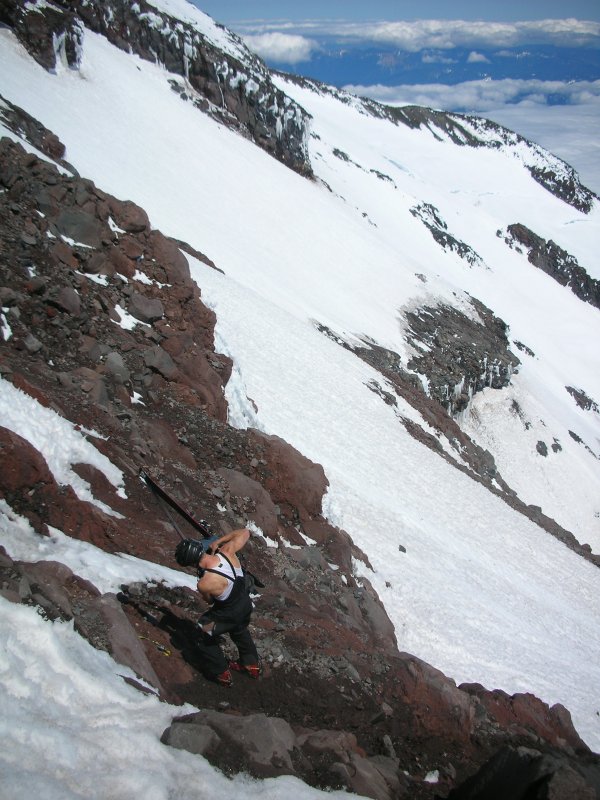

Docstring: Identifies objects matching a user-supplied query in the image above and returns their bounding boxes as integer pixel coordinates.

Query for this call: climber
[175,528,260,687]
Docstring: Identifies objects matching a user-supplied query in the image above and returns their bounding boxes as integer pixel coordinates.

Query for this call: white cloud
[346,77,600,112]
[422,52,456,64]
[382,19,600,50]
[467,51,490,63]
[233,18,600,52]
[495,49,532,58]
[242,32,317,64]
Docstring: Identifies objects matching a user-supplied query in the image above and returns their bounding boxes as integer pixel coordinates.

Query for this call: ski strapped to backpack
[139,469,220,545]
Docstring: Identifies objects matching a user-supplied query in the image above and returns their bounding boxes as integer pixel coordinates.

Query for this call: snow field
[462,377,600,547]
[0,499,198,595]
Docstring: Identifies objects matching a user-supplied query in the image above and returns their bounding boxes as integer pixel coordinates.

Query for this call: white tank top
[213,556,244,602]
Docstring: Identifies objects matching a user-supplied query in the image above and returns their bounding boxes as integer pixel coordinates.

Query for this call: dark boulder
[446,745,599,800]
[505,223,600,310]
[129,292,164,324]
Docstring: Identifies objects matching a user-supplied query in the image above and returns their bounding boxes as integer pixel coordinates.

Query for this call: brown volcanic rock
[147,230,190,285]
[505,222,600,310]
[0,3,78,71]
[217,467,279,538]
[107,197,150,234]
[460,682,590,752]
[0,93,66,162]
[128,292,164,324]
[389,654,477,746]
[0,133,228,425]
[0,426,54,494]
[162,710,406,798]
[252,431,329,519]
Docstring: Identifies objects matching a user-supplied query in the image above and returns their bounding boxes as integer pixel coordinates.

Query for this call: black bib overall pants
[196,552,258,678]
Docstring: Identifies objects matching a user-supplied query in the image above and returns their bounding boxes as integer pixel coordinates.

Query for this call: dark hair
[174,538,205,567]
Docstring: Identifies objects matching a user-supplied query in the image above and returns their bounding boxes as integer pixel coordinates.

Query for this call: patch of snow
[1,310,12,341]
[108,216,125,234]
[77,270,108,286]
[113,304,144,330]
[0,377,126,510]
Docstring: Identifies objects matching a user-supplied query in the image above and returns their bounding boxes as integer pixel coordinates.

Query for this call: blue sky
[191,2,600,192]
[196,1,600,23]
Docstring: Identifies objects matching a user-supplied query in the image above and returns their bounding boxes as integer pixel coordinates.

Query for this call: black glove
[175,538,205,567]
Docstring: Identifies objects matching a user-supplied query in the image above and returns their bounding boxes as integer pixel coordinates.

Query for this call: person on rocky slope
[175,528,260,687]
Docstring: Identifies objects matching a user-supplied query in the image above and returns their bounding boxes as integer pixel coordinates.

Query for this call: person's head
[175,538,204,568]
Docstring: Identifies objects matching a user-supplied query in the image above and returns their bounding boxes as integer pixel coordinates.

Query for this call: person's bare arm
[210,528,250,557]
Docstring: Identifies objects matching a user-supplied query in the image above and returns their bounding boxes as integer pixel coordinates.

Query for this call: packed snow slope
[1,0,599,754]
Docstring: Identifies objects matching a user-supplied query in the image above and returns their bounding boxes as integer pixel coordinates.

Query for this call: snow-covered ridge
[2,0,312,175]
[277,70,598,213]
[143,0,252,64]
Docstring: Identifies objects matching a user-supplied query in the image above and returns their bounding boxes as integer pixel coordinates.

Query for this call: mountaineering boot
[229,660,260,679]
[215,668,232,687]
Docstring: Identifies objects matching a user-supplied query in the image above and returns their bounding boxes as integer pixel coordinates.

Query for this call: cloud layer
[237,18,600,62]
[344,77,600,112]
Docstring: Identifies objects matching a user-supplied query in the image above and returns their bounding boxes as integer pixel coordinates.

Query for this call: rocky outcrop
[460,683,590,752]
[567,385,599,414]
[319,296,521,420]
[0,0,312,176]
[0,94,70,165]
[162,709,406,798]
[410,202,483,268]
[404,298,520,414]
[0,134,230,420]
[504,223,600,310]
[0,0,84,72]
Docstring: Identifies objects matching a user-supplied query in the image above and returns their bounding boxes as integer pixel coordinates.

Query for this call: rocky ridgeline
[503,223,600,310]
[385,107,598,215]
[2,108,600,797]
[0,0,312,176]
[278,71,598,214]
